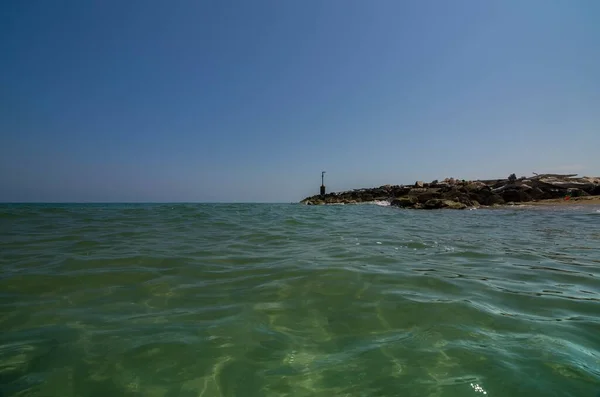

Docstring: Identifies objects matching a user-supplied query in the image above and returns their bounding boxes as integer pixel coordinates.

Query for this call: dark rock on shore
[423,199,467,210]
[390,196,417,207]
[300,174,600,210]
[501,189,531,203]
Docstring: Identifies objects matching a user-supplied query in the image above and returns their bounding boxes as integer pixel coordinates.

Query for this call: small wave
[351,200,391,206]
[372,200,391,207]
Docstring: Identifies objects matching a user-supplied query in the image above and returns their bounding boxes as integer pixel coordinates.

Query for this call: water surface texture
[1,203,600,397]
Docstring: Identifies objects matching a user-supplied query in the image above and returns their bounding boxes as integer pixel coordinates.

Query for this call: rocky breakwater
[300,174,600,209]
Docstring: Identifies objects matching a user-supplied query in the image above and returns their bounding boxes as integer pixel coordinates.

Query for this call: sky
[1,0,599,202]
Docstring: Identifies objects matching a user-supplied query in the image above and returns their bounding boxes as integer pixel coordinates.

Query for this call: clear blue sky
[1,0,599,202]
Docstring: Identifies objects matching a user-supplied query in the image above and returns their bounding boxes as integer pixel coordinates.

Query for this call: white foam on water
[470,383,488,394]
[372,200,391,207]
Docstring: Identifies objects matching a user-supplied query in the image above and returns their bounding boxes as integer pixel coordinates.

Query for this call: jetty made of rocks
[301,174,600,209]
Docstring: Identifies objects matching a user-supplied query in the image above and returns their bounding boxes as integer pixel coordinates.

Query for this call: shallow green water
[1,203,600,397]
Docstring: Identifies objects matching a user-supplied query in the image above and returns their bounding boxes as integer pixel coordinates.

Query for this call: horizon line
[0,201,296,204]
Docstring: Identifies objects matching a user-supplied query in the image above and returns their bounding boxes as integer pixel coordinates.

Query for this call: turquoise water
[1,203,600,397]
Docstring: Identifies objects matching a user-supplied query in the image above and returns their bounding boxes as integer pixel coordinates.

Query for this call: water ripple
[1,203,600,396]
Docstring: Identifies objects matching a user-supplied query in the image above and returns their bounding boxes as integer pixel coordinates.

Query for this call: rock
[413,188,442,203]
[482,193,505,206]
[492,183,518,193]
[528,187,546,200]
[371,188,388,197]
[501,189,532,203]
[535,176,595,191]
[415,181,424,188]
[391,196,417,207]
[424,199,467,210]
[566,188,589,197]
[465,182,486,191]
[424,199,444,209]
[445,200,468,209]
[408,188,428,195]
[444,193,471,205]
[391,186,412,196]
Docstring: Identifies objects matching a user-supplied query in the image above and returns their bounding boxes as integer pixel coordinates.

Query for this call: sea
[1,203,600,397]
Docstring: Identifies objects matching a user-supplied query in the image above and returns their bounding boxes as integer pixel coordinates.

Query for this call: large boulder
[480,192,505,205]
[444,200,468,209]
[535,177,595,191]
[408,188,428,195]
[391,186,412,196]
[360,194,374,202]
[543,189,567,199]
[567,188,589,197]
[370,188,388,197]
[391,196,417,208]
[324,196,344,204]
[413,188,442,203]
[446,193,472,205]
[501,189,532,203]
[465,182,487,191]
[527,187,546,200]
[438,186,473,206]
[492,183,520,193]
[443,178,457,185]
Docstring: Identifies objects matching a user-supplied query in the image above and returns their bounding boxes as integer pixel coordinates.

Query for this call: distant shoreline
[301,174,600,209]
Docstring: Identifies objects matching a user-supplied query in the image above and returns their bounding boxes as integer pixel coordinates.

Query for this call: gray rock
[391,197,417,207]
[424,199,467,210]
[501,189,532,203]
